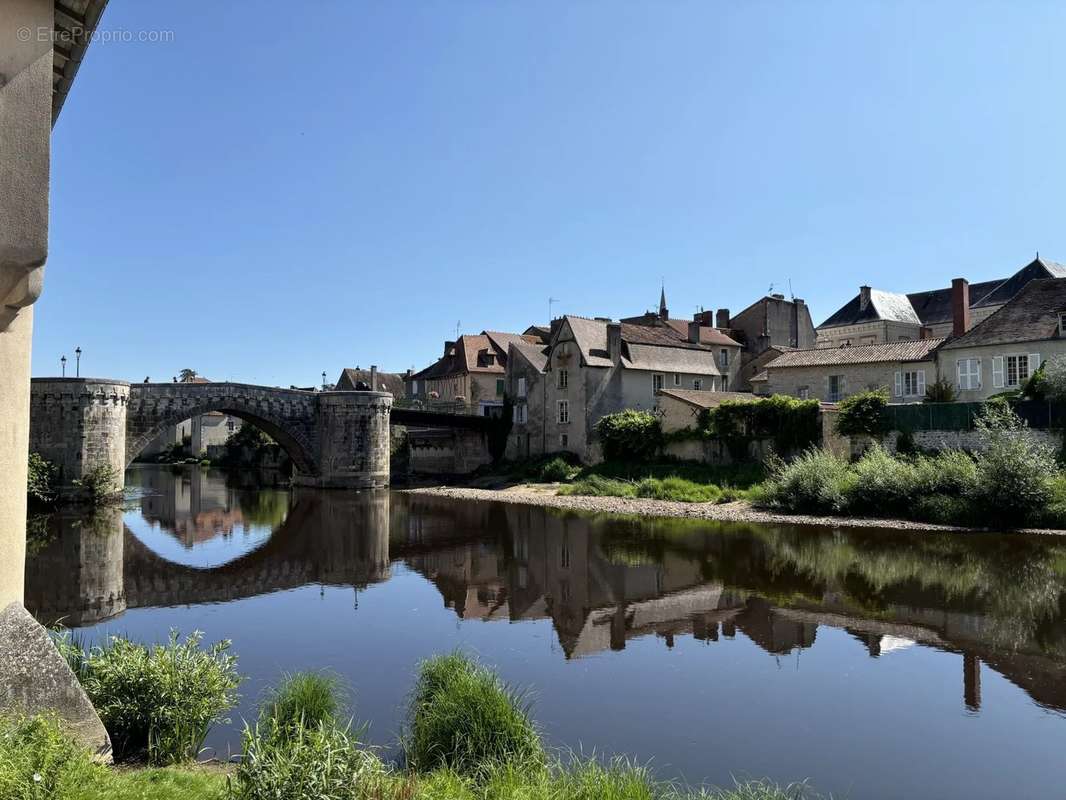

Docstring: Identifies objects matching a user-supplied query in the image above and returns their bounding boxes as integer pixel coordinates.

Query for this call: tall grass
[74,631,241,764]
[0,716,98,800]
[230,719,389,800]
[405,652,543,776]
[259,671,347,735]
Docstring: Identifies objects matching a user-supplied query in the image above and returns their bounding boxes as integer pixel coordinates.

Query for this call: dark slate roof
[819,289,921,328]
[508,339,549,372]
[767,339,944,368]
[973,257,1066,309]
[906,278,1003,326]
[941,278,1066,350]
[820,257,1066,330]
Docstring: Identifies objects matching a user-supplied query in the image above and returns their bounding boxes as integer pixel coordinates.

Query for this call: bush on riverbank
[405,653,543,776]
[762,406,1066,528]
[596,410,663,461]
[56,631,241,765]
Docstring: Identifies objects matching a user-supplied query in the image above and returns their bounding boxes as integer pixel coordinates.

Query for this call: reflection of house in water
[397,496,1066,716]
[130,467,251,547]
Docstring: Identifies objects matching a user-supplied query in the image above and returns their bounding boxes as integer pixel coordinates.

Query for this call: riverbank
[401,483,1066,535]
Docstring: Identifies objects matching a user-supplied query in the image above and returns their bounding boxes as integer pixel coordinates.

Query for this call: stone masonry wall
[29,379,130,499]
[306,391,392,488]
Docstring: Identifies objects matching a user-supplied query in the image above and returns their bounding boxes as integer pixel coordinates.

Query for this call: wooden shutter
[1029,353,1041,377]
[955,360,963,391]
[894,371,902,397]
[917,370,926,397]
[976,358,982,389]
[992,356,1004,388]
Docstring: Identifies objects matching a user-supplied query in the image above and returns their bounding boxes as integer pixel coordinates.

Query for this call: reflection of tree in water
[229,488,291,529]
[590,514,1066,657]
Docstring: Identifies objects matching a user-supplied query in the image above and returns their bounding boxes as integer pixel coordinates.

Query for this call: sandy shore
[399,483,1065,536]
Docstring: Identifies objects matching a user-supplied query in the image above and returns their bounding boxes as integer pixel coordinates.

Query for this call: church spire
[659,283,668,320]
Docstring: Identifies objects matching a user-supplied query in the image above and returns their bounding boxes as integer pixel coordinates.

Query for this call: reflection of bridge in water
[25,490,1066,716]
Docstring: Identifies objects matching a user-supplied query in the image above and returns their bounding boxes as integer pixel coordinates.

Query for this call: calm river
[24,465,1066,799]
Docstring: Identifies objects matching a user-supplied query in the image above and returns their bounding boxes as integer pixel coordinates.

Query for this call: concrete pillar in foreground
[0,0,53,608]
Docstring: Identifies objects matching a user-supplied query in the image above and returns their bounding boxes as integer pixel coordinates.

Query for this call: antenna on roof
[455,320,461,340]
[549,297,559,321]
[767,282,775,295]
[788,279,795,301]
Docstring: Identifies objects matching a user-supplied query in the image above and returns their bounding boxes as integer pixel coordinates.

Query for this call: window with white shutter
[992,356,1004,388]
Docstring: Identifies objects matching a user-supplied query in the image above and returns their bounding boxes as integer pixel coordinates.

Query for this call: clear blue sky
[37,1,1066,385]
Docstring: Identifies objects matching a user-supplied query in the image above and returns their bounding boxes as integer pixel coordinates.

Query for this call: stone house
[938,277,1066,401]
[654,389,756,433]
[406,331,538,416]
[335,367,407,397]
[816,256,1066,349]
[758,338,944,403]
[508,314,723,460]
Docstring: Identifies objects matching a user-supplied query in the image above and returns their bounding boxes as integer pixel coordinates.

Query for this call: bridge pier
[297,391,392,489]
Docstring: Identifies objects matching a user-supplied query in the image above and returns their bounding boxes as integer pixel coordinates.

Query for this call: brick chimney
[607,322,622,364]
[951,278,970,337]
[687,321,702,344]
[716,308,730,328]
[859,286,872,312]
[693,310,714,326]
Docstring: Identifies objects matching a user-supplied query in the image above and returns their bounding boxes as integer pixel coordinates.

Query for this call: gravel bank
[400,484,1065,536]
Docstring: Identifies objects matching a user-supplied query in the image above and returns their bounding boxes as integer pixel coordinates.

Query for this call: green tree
[178,368,198,382]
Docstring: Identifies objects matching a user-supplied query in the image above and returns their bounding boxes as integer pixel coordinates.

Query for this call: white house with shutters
[937,278,1066,401]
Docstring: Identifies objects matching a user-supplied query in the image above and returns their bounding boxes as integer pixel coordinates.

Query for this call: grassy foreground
[544,459,765,505]
[3,652,817,800]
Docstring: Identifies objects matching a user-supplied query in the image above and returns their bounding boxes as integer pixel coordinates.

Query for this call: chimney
[859,286,872,312]
[370,365,378,391]
[951,278,971,337]
[443,340,456,355]
[716,308,730,328]
[693,310,714,326]
[687,321,702,344]
[607,322,622,364]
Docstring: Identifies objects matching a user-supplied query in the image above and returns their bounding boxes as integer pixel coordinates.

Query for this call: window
[719,349,729,368]
[957,358,981,391]
[895,369,925,398]
[496,379,505,396]
[557,399,570,424]
[798,387,810,400]
[721,377,728,392]
[673,373,681,386]
[1006,355,1031,387]
[827,375,845,402]
[517,377,527,398]
[992,354,1038,388]
[560,433,568,447]
[693,378,703,391]
[411,379,419,394]
[513,404,528,424]
[557,369,568,390]
[653,373,664,391]
[1060,313,1066,336]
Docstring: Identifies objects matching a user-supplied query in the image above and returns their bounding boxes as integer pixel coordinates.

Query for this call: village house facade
[507,314,724,460]
[406,331,540,416]
[938,277,1066,402]
[756,339,943,403]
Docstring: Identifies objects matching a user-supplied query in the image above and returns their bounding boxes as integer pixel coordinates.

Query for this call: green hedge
[595,410,662,461]
[834,389,888,436]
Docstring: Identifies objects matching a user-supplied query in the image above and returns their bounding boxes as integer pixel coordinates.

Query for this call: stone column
[29,379,130,500]
[0,0,53,608]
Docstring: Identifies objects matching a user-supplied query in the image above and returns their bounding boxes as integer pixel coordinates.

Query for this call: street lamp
[75,347,81,378]
[60,355,66,377]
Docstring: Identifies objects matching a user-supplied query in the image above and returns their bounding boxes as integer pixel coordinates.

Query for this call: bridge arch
[126,383,320,477]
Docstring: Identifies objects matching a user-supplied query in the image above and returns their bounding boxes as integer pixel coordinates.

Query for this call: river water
[24,465,1066,799]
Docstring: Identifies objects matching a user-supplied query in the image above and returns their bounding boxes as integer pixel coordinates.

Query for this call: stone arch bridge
[29,378,493,495]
